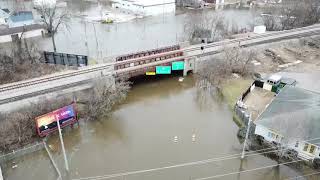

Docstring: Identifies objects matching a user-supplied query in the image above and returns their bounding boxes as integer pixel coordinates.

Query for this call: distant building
[111,0,176,16]
[7,11,35,28]
[0,11,45,43]
[33,0,57,8]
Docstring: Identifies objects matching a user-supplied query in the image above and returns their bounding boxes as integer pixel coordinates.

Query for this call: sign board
[35,104,78,137]
[146,72,156,75]
[156,66,171,74]
[172,61,185,70]
[44,51,88,67]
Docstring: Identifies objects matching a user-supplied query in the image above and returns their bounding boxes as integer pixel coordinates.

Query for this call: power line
[72,137,320,180]
[284,171,320,180]
[193,159,304,180]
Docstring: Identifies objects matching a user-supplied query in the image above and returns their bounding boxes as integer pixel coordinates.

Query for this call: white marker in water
[174,136,178,143]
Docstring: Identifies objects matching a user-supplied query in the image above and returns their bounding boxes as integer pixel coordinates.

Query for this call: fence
[44,51,88,67]
[0,142,45,163]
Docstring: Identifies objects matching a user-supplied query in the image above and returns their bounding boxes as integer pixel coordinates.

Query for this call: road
[1,24,320,106]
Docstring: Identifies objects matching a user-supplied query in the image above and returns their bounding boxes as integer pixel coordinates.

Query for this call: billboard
[172,61,184,70]
[35,104,78,137]
[44,51,88,67]
[156,66,171,74]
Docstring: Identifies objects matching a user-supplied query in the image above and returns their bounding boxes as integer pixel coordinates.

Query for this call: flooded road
[2,76,305,180]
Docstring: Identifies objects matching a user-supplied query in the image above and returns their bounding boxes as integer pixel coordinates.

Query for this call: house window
[310,145,316,154]
[303,144,309,151]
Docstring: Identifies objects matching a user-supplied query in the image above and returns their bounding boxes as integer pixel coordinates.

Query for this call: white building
[33,0,56,8]
[254,85,320,161]
[112,0,176,16]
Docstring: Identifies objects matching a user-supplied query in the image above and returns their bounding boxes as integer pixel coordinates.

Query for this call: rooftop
[256,85,320,141]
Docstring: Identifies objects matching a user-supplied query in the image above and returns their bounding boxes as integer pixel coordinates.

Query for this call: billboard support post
[56,116,69,172]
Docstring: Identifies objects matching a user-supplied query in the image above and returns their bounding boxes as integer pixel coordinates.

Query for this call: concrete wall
[183,57,196,76]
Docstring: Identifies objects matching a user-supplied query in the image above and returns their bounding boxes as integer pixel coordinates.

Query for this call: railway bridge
[1,24,320,107]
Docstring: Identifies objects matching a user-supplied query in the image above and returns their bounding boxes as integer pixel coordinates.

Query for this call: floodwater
[0,1,313,179]
[2,76,307,180]
[0,0,256,61]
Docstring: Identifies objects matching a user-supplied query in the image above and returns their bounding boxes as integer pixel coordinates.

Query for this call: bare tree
[262,0,320,31]
[0,96,72,153]
[197,47,255,92]
[35,4,70,52]
[183,11,229,44]
[0,41,65,84]
[85,77,130,120]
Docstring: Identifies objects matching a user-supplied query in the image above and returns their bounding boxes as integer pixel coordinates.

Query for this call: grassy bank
[222,78,252,108]
[221,78,252,127]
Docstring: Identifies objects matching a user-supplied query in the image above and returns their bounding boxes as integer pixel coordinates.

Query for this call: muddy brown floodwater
[2,75,306,180]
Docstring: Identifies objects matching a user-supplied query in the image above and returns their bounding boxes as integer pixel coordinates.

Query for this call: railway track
[1,25,320,98]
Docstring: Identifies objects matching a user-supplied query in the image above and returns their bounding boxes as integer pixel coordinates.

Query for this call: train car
[115,45,180,62]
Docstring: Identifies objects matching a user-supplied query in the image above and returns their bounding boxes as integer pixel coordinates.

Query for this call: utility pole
[56,116,69,171]
[241,114,251,159]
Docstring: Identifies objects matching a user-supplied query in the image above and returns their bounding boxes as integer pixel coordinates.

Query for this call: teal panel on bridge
[172,61,185,70]
[156,66,171,74]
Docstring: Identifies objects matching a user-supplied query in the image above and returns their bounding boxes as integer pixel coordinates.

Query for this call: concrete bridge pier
[183,57,196,76]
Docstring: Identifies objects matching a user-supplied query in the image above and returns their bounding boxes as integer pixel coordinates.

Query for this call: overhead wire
[72,137,320,180]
